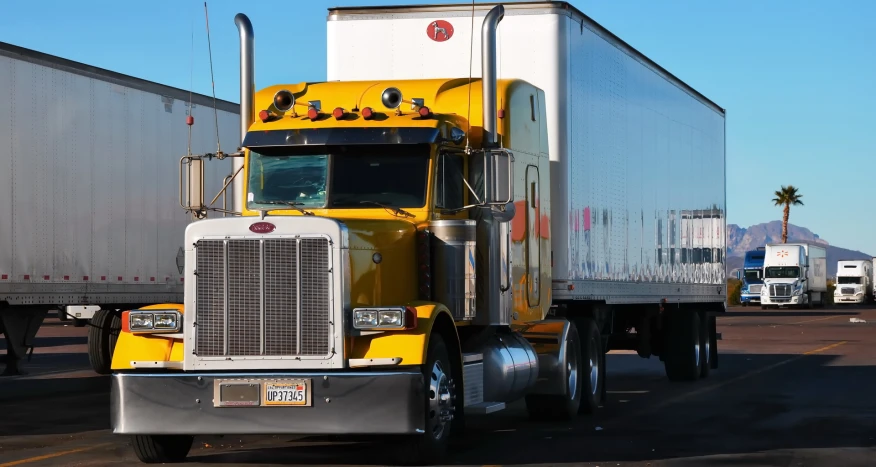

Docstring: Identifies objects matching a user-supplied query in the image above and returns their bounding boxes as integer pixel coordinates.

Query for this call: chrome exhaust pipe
[233,13,254,213]
[481,5,504,148]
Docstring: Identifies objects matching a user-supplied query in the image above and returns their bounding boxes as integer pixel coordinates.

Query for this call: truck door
[526,165,540,307]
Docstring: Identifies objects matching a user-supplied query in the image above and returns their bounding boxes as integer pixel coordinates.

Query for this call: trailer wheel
[398,333,455,465]
[699,312,711,378]
[131,435,193,464]
[88,309,113,375]
[663,310,700,382]
[525,319,584,420]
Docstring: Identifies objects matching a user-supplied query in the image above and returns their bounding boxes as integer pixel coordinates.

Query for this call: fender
[110,303,185,371]
[347,301,459,366]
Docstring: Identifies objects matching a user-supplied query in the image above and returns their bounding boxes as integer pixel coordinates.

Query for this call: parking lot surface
[1,307,875,466]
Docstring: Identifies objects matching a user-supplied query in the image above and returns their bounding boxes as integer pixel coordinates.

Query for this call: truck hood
[763,278,800,286]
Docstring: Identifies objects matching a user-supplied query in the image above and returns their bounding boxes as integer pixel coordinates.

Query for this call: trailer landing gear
[0,307,47,376]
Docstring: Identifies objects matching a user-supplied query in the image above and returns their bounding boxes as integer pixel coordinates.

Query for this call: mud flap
[0,308,48,376]
[709,313,718,369]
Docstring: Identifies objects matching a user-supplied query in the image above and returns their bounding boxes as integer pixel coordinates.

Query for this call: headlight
[353,306,416,330]
[124,310,182,333]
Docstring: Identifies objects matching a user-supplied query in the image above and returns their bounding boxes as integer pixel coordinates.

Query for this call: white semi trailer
[0,41,239,375]
[834,259,873,304]
[761,243,827,309]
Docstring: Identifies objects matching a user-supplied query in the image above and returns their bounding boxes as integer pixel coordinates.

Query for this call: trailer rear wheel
[525,319,584,420]
[88,309,114,375]
[699,312,711,378]
[663,311,700,382]
[131,435,193,464]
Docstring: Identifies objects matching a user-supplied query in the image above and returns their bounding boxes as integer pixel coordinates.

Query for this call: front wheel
[131,435,193,463]
[525,319,585,420]
[398,333,456,465]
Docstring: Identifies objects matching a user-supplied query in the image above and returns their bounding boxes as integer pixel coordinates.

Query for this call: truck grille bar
[769,284,792,297]
[748,284,762,294]
[194,238,331,357]
[841,287,856,295]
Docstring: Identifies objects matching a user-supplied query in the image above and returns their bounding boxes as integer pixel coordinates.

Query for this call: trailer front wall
[0,46,238,305]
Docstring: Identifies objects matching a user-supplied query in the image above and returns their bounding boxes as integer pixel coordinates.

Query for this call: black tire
[131,435,193,464]
[699,312,711,378]
[108,311,121,357]
[525,320,584,420]
[398,333,455,465]
[760,305,766,310]
[741,302,748,307]
[58,309,69,321]
[88,309,112,375]
[663,310,701,382]
[73,318,86,327]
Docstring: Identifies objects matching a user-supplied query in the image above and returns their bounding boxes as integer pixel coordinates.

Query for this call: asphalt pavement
[1,306,875,466]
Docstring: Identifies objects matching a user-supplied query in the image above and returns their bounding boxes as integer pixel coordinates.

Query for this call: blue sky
[2,1,874,254]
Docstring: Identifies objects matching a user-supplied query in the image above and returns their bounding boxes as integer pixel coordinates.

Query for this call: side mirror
[485,149,513,205]
[734,270,741,280]
[180,155,206,219]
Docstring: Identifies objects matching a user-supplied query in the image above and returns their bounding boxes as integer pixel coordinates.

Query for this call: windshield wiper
[253,200,315,216]
[359,200,415,218]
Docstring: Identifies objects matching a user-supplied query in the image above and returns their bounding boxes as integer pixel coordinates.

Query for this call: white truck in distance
[760,243,827,309]
[834,259,873,304]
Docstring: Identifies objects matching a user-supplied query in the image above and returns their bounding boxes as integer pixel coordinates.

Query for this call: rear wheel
[525,319,585,420]
[88,310,121,375]
[699,312,711,378]
[663,310,701,382]
[131,435,193,463]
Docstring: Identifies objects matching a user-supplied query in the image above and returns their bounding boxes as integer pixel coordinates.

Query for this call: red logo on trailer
[249,222,276,234]
[427,20,454,42]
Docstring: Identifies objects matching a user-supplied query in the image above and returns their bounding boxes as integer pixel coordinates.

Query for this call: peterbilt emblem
[427,20,454,42]
[249,222,276,234]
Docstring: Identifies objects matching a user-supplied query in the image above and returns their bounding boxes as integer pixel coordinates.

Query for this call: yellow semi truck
[110,2,727,464]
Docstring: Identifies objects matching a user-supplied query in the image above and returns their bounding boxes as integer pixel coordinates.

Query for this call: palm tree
[772,185,804,243]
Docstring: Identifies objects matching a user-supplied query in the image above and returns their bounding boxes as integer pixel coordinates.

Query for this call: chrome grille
[749,284,762,294]
[769,284,792,297]
[194,237,331,357]
[841,287,856,295]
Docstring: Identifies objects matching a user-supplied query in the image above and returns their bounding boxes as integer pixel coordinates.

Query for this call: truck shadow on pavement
[723,310,860,318]
[187,352,876,466]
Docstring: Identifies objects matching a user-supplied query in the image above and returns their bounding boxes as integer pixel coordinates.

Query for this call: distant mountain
[727,221,871,278]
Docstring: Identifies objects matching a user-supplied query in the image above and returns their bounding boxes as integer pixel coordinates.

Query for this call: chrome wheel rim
[427,360,453,440]
[694,322,701,368]
[588,335,599,396]
[567,335,580,399]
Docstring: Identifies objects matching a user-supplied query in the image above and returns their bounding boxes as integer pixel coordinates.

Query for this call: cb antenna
[464,0,475,151]
[204,2,222,155]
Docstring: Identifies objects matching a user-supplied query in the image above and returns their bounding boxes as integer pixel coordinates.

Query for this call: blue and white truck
[739,248,765,306]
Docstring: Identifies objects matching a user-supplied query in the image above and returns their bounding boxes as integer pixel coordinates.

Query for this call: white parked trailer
[326,1,727,302]
[0,41,239,375]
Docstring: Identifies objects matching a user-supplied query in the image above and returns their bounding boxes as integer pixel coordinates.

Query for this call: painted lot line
[0,444,111,467]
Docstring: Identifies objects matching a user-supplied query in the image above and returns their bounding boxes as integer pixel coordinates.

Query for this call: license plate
[264,381,309,406]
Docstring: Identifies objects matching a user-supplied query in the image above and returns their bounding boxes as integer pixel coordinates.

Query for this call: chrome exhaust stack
[233,13,254,213]
[481,5,504,148]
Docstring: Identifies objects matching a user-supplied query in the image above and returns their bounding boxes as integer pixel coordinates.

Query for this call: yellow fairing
[110,303,185,371]
[347,302,456,366]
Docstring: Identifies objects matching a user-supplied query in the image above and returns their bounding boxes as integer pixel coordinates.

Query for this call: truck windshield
[837,277,862,284]
[764,267,800,279]
[743,270,762,282]
[247,145,430,210]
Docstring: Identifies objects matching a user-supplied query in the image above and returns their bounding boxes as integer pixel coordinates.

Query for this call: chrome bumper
[112,371,424,435]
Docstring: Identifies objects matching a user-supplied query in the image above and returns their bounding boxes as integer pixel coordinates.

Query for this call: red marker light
[418,106,432,118]
[258,110,270,122]
[332,107,345,120]
[361,107,374,120]
[186,115,194,126]
[307,107,319,120]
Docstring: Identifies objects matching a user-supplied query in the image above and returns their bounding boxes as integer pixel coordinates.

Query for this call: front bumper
[112,371,424,435]
[835,295,864,304]
[740,294,761,303]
